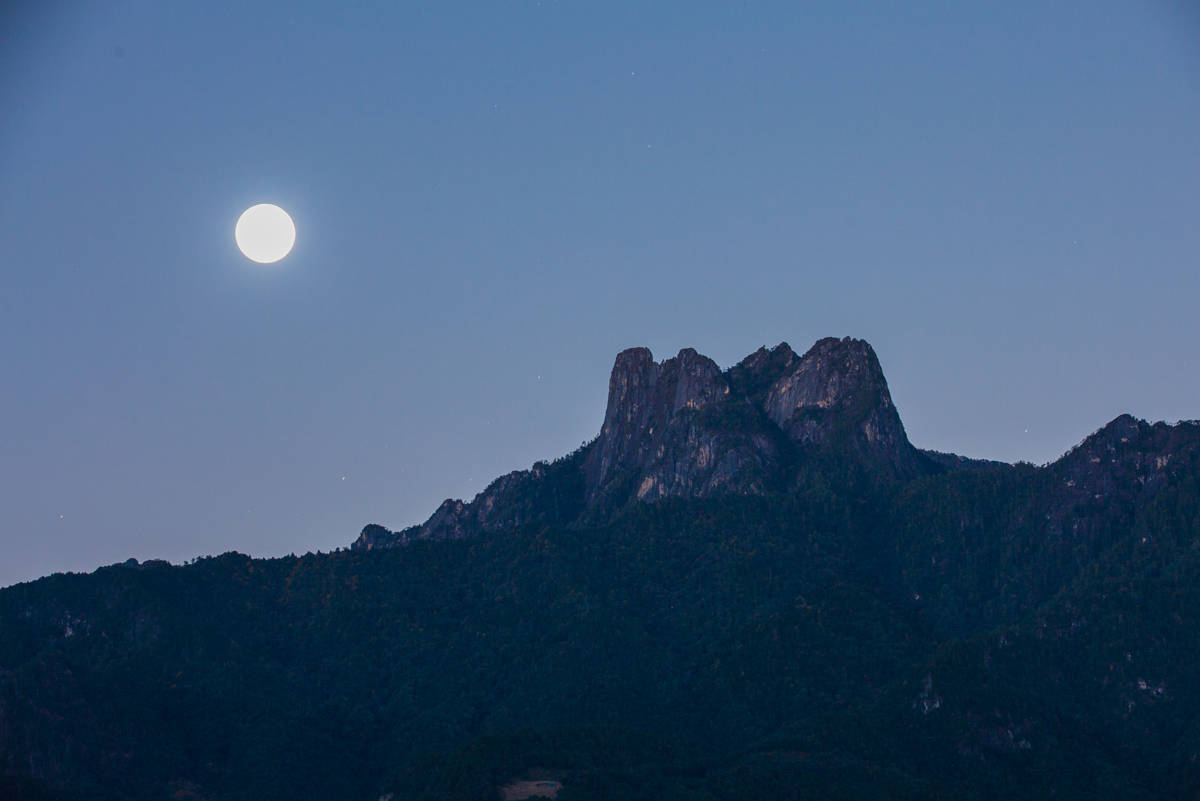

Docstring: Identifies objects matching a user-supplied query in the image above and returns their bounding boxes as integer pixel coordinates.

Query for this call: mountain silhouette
[3,337,1199,801]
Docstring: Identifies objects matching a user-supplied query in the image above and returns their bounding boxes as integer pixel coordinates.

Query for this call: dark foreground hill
[2,339,1199,801]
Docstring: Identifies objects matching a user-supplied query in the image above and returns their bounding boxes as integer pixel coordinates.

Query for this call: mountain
[2,337,1198,801]
[352,337,928,550]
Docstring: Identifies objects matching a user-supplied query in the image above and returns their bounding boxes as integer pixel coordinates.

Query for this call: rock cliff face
[353,336,924,550]
[580,346,782,512]
[763,337,918,473]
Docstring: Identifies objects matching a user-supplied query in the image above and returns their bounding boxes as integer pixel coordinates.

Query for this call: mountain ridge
[4,335,1199,801]
[357,338,1192,554]
[354,337,934,551]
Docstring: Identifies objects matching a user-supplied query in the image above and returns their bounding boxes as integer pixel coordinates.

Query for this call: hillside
[2,339,1198,801]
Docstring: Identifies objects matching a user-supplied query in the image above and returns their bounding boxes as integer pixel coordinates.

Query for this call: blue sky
[2,0,1198,586]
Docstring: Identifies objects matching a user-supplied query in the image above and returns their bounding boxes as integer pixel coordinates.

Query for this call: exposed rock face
[587,347,726,494]
[764,337,916,471]
[353,336,925,549]
[580,346,781,511]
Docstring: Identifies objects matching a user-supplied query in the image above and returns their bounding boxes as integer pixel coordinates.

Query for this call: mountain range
[356,338,943,550]
[2,337,1198,801]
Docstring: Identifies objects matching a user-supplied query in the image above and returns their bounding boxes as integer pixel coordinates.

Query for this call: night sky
[3,1,1198,587]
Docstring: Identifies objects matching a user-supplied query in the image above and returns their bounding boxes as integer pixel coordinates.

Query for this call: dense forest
[3,414,1199,800]
[3,340,1199,800]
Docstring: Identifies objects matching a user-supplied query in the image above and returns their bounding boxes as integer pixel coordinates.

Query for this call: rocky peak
[602,347,658,428]
[763,337,915,470]
[1053,414,1199,503]
[586,347,730,501]
[728,342,800,402]
[354,336,925,550]
[664,347,728,412]
[764,338,888,429]
[353,522,418,551]
[600,346,726,429]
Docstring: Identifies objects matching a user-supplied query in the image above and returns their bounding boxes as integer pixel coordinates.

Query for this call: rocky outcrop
[1054,414,1196,494]
[420,462,559,538]
[726,342,801,403]
[764,337,918,473]
[353,336,927,549]
[353,523,415,551]
[1043,414,1200,543]
[352,457,587,550]
[586,347,727,494]
[580,346,782,512]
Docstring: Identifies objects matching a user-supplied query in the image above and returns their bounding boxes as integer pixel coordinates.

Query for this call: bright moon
[235,204,296,263]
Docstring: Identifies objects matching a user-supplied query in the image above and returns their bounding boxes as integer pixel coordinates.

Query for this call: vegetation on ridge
[1,415,1198,800]
[4,335,1198,800]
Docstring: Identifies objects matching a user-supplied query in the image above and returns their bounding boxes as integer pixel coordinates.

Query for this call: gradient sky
[2,0,1198,587]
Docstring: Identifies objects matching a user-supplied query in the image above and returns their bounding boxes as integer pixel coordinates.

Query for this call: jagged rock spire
[585,346,736,505]
[763,337,915,471]
[354,337,923,550]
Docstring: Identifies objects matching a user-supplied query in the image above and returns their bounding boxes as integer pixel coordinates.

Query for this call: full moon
[235,204,296,263]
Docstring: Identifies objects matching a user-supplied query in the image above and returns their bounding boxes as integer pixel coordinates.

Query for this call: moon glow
[235,204,296,263]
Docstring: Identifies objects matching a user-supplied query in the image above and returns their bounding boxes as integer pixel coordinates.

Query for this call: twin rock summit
[8,335,1199,801]
[355,337,973,550]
